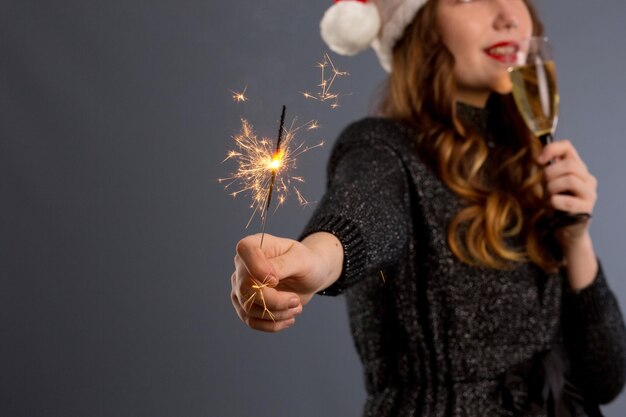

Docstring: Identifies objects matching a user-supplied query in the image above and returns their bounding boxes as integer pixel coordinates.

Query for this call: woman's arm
[561,250,626,404]
[230,119,412,332]
[300,231,344,293]
[562,232,597,291]
[298,118,412,295]
[538,139,626,402]
[558,218,626,406]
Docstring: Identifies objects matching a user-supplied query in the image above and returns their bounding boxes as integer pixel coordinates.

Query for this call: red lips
[484,41,520,64]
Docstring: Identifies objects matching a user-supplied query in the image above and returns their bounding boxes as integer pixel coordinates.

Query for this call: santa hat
[320,0,428,73]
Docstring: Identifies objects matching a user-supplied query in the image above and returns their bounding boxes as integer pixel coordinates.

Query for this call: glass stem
[539,132,553,147]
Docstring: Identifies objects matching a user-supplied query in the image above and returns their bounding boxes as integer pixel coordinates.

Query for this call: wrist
[301,232,344,293]
[562,232,598,291]
[562,230,593,258]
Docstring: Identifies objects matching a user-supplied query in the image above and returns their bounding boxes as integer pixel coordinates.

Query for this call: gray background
[1,1,625,416]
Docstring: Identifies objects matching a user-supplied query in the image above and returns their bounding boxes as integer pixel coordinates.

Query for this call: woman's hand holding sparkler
[231,232,344,332]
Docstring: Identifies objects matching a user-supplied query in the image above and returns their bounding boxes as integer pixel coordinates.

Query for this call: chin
[493,78,513,95]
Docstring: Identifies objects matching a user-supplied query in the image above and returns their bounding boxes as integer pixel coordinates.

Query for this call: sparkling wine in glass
[508,36,591,228]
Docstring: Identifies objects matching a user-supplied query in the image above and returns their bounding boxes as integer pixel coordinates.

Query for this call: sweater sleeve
[561,257,626,404]
[297,118,412,296]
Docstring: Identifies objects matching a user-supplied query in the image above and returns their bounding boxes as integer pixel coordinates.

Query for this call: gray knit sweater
[298,110,626,416]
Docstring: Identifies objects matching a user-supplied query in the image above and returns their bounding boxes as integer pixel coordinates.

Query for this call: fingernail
[286,318,296,327]
[268,276,278,286]
[289,297,300,308]
[290,306,302,315]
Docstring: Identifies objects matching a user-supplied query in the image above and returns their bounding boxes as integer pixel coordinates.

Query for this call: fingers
[236,290,302,321]
[230,290,300,333]
[231,296,296,332]
[236,234,304,282]
[537,139,598,217]
[549,194,594,215]
[537,139,580,165]
[545,174,596,201]
[231,234,312,333]
[232,270,301,309]
[230,270,302,332]
[240,282,301,312]
[543,158,591,184]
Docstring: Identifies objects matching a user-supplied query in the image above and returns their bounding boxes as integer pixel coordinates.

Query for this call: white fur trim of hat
[320,0,429,73]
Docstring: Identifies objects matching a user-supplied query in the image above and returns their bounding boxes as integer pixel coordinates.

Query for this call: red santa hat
[320,0,429,73]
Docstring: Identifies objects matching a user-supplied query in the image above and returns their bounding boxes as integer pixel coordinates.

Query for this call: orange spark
[243,274,276,322]
[301,53,350,109]
[230,86,248,103]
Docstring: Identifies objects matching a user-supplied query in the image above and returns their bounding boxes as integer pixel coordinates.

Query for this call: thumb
[236,233,300,286]
[266,250,303,285]
[267,244,324,304]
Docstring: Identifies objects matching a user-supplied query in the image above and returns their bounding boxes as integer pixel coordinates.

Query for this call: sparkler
[224,53,346,321]
[301,53,349,109]
[221,106,323,323]
[259,105,287,248]
[219,108,324,243]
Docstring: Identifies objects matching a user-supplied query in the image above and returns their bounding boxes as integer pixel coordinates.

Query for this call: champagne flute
[508,36,591,228]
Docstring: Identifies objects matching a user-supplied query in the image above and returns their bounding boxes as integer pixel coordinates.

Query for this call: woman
[230,0,626,415]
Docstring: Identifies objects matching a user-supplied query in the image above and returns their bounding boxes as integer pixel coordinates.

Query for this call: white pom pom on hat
[320,0,429,73]
[320,0,381,56]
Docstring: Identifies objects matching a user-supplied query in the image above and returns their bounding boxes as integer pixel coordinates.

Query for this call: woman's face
[436,0,533,107]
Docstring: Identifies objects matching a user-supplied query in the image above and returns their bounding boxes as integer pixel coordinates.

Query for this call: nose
[492,0,520,31]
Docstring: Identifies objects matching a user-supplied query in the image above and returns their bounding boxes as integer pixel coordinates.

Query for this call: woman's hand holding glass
[538,139,597,245]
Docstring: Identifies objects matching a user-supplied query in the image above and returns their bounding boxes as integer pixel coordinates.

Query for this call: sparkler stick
[259,105,287,248]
